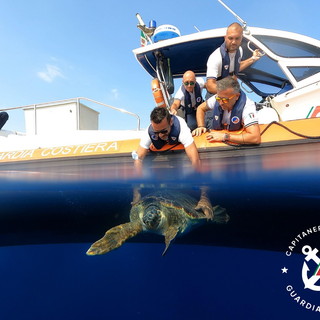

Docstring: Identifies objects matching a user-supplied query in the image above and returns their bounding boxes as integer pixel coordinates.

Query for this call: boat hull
[0,118,319,167]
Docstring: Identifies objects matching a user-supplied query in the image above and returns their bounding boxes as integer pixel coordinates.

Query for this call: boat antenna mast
[217,0,248,32]
[136,13,156,44]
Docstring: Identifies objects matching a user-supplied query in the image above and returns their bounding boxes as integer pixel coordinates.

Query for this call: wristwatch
[223,133,230,142]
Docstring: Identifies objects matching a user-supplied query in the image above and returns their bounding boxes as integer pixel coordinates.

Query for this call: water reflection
[0,139,319,183]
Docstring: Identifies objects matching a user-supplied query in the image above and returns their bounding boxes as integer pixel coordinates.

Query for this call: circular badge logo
[281,226,320,313]
[231,116,240,124]
[151,134,159,140]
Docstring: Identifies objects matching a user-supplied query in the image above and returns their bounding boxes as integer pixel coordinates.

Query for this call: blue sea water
[0,244,297,319]
[0,149,319,320]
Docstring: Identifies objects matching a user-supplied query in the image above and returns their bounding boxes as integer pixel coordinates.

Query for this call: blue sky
[0,0,319,132]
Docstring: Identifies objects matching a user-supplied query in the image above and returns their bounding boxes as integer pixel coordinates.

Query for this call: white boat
[133,5,320,124]
[0,0,319,171]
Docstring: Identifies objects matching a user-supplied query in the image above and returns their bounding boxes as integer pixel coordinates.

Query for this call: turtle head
[142,205,162,230]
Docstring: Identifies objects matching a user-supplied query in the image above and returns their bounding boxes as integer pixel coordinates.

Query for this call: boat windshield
[240,35,320,96]
[254,35,320,58]
[288,66,320,82]
[239,39,291,97]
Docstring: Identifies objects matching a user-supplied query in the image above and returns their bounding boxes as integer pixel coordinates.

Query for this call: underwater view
[0,146,319,320]
[1,0,320,319]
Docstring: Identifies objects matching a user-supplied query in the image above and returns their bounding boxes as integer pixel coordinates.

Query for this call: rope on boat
[225,121,320,147]
[260,121,320,139]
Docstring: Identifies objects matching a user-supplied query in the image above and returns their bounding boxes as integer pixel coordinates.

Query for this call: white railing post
[33,104,37,135]
[76,98,80,130]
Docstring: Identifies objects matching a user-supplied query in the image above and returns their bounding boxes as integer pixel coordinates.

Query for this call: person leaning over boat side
[0,112,9,130]
[170,70,205,131]
[206,22,262,95]
[192,76,261,145]
[133,106,200,169]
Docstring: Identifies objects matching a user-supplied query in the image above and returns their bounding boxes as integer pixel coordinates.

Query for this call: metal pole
[217,0,247,30]
[76,98,80,130]
[78,97,141,131]
[33,104,37,135]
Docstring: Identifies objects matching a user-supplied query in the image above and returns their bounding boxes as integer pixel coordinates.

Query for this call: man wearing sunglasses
[170,70,205,131]
[192,76,261,145]
[133,106,200,169]
[206,22,262,95]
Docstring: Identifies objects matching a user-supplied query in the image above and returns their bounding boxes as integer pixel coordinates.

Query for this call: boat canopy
[133,26,320,98]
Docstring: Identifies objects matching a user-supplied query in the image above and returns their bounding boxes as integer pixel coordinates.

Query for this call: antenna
[194,25,201,32]
[217,0,248,32]
[136,13,155,44]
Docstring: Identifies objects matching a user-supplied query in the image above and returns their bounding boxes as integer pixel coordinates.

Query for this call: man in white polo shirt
[193,76,261,145]
[206,22,262,95]
[170,70,205,131]
[134,106,200,169]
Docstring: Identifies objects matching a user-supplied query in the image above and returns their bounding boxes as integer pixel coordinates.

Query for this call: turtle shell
[131,190,206,220]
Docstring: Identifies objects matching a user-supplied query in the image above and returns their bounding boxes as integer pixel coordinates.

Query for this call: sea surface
[0,145,319,319]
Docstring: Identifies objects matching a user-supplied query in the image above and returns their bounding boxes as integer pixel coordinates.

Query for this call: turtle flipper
[86,222,143,255]
[195,186,214,220]
[212,205,230,224]
[131,186,142,205]
[162,226,179,256]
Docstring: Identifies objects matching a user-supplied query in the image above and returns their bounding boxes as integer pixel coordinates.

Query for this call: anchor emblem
[302,245,320,291]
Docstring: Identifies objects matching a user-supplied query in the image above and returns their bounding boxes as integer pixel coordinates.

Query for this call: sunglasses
[183,81,195,86]
[154,129,169,135]
[215,94,237,103]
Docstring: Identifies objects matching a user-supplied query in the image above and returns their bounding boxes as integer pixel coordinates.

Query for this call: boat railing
[0,97,141,134]
[76,97,141,131]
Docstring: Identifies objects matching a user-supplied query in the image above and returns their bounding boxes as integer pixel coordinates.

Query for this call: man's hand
[252,49,264,60]
[206,132,225,142]
[195,186,213,220]
[170,108,178,115]
[192,127,207,137]
[131,186,142,205]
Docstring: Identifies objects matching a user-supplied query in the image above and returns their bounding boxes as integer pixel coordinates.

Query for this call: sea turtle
[86,188,229,256]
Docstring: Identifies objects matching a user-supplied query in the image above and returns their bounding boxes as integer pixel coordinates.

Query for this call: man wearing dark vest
[170,70,205,131]
[206,22,262,95]
[192,76,261,145]
[133,107,200,169]
[133,107,213,219]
